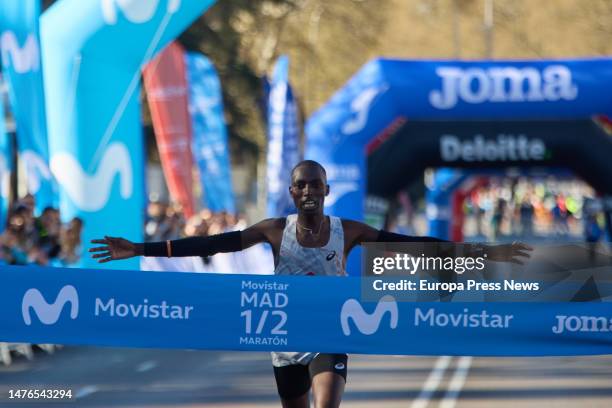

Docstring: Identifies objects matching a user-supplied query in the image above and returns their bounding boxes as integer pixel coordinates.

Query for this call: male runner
[90,160,530,408]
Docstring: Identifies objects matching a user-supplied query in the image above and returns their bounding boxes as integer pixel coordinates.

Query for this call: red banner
[143,42,195,218]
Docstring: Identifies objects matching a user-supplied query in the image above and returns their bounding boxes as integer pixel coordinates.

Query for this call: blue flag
[184,52,235,213]
[40,0,216,269]
[0,0,55,212]
[266,56,301,217]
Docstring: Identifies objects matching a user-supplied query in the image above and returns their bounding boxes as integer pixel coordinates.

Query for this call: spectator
[59,217,84,266]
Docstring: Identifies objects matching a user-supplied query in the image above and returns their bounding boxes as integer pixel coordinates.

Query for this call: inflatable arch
[305,59,612,274]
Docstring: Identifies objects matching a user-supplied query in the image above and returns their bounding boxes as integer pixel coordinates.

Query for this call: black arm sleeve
[376,230,450,243]
[144,231,243,257]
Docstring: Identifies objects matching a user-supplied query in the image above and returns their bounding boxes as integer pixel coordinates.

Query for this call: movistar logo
[340,295,398,336]
[429,65,578,110]
[101,0,181,25]
[50,142,132,212]
[21,150,53,195]
[22,285,79,326]
[1,31,40,74]
[440,134,547,162]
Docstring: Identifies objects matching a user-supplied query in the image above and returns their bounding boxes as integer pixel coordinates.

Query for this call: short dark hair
[291,160,327,178]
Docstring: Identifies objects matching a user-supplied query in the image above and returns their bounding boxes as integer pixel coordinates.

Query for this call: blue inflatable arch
[305,58,612,274]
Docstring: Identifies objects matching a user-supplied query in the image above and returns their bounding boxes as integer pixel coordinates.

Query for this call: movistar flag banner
[0,94,11,232]
[266,55,301,217]
[0,0,55,212]
[3,265,611,355]
[185,52,235,213]
[40,0,216,269]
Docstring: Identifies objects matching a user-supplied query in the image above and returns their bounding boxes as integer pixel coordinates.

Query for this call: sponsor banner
[0,0,56,211]
[184,52,235,213]
[266,55,301,217]
[0,93,10,231]
[143,42,195,218]
[40,0,217,268]
[2,264,612,355]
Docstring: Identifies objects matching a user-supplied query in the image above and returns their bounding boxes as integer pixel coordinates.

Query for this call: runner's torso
[271,214,345,367]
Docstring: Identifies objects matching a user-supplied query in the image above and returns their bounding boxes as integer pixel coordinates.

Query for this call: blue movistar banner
[2,265,611,355]
[40,0,216,269]
[266,55,301,217]
[0,0,55,212]
[185,52,235,213]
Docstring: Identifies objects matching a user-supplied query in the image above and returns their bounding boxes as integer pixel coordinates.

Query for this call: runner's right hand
[89,236,140,263]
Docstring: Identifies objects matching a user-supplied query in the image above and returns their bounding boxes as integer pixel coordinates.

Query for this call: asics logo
[1,31,40,74]
[50,142,132,212]
[340,295,398,336]
[101,0,181,25]
[22,285,79,326]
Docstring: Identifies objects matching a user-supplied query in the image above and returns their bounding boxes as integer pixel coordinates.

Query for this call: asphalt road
[1,347,611,407]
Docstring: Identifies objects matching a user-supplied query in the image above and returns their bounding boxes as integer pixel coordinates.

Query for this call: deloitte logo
[440,134,547,162]
[22,285,79,326]
[340,295,398,336]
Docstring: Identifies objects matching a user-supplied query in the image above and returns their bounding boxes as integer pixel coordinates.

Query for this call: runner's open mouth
[303,199,317,209]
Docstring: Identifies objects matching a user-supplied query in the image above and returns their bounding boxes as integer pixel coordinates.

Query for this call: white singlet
[271,214,345,367]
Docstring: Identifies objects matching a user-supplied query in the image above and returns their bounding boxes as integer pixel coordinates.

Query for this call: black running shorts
[273,353,348,400]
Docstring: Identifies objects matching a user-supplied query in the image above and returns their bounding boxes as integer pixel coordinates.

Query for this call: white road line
[136,360,158,372]
[410,356,453,408]
[75,385,99,399]
[439,356,473,408]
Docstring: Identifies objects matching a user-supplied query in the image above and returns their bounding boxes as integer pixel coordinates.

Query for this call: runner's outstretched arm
[90,219,281,263]
[343,220,532,264]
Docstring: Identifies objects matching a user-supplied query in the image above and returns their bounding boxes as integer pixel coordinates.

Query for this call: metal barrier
[0,342,59,366]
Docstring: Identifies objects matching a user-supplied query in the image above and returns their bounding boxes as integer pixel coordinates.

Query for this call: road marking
[75,385,99,399]
[136,360,158,372]
[439,356,472,408]
[410,356,453,408]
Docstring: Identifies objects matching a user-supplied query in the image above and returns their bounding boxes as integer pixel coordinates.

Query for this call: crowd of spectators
[144,201,247,242]
[463,177,606,241]
[141,201,273,274]
[0,194,272,272]
[0,194,83,267]
[384,177,608,244]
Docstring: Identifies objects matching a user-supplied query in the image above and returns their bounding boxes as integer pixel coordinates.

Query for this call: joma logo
[429,65,578,110]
